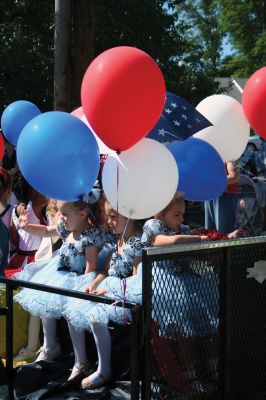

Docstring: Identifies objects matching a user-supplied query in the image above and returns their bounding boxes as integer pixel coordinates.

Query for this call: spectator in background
[0,134,17,177]
[239,147,258,177]
[204,161,240,234]
[255,139,266,178]
[0,177,9,276]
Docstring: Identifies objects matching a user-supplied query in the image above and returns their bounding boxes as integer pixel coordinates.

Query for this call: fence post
[6,284,14,399]
[130,305,143,399]
[142,250,152,399]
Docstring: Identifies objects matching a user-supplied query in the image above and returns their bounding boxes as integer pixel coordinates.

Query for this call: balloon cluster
[0,46,178,217]
[3,45,264,215]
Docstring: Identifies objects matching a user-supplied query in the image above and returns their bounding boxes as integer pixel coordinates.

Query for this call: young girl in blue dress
[63,200,143,388]
[14,199,104,362]
[141,192,215,392]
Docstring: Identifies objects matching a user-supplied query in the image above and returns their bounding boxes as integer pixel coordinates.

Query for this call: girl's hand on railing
[84,283,95,293]
[200,235,210,241]
[227,229,248,239]
[91,288,108,296]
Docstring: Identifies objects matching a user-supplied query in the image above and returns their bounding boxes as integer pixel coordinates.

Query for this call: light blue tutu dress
[141,219,218,338]
[13,219,104,319]
[64,234,143,331]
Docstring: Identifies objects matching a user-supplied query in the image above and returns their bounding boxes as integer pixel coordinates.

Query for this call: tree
[219,0,266,76]
[0,0,54,113]
[54,0,94,111]
[173,0,223,77]
[0,0,224,113]
[54,0,71,111]
[171,0,224,104]
[93,0,185,83]
[71,0,94,109]
[92,0,220,105]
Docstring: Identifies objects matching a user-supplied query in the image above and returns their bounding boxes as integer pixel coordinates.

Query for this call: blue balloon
[167,138,227,201]
[1,100,41,145]
[17,112,100,201]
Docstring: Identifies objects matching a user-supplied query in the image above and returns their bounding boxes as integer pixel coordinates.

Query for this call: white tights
[26,315,41,351]
[41,318,112,381]
[68,322,87,367]
[90,321,112,379]
[41,317,57,349]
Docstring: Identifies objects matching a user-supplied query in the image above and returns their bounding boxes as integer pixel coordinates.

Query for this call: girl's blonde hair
[46,199,59,217]
[104,199,144,233]
[57,200,89,211]
[158,191,185,216]
[58,199,102,227]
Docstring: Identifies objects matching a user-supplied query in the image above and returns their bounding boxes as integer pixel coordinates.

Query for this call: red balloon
[242,67,266,139]
[0,131,4,161]
[81,46,166,152]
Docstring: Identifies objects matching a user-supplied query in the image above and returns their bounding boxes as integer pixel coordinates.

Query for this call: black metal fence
[2,236,266,400]
[141,237,266,400]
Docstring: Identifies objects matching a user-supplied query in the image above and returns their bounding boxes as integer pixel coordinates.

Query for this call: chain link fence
[142,237,266,400]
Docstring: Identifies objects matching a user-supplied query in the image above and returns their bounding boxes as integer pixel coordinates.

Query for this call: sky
[222,35,235,58]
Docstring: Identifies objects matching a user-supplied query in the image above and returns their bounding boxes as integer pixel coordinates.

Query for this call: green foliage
[219,0,266,76]
[5,0,263,112]
[93,0,220,104]
[0,0,54,113]
[173,0,223,76]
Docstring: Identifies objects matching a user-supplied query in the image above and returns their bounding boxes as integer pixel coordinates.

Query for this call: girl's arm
[18,209,57,237]
[84,246,98,274]
[85,272,108,293]
[226,161,240,185]
[153,234,208,246]
[85,253,111,293]
[132,256,142,275]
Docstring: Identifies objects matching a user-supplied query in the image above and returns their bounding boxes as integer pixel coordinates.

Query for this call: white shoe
[68,361,92,381]
[35,342,61,362]
[13,347,37,362]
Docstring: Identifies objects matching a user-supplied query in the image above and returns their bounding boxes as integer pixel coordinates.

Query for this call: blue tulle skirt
[64,264,143,331]
[13,256,96,319]
[152,263,219,338]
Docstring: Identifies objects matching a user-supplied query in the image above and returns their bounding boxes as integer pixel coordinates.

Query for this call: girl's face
[105,204,127,235]
[160,200,185,231]
[59,203,86,231]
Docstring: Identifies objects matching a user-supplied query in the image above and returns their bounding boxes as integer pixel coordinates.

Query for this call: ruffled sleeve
[117,234,143,277]
[141,219,167,247]
[56,219,70,241]
[128,234,142,257]
[102,229,117,254]
[80,226,103,249]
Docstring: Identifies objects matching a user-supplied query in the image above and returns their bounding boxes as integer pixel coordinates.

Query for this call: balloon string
[119,217,130,247]
[116,152,120,253]
[87,205,101,230]
[111,279,131,326]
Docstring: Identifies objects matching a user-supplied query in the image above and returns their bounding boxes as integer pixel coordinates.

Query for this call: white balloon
[194,94,250,161]
[102,138,179,219]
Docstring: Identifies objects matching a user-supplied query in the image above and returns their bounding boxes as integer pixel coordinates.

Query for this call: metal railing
[2,236,266,399]
[0,277,142,400]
